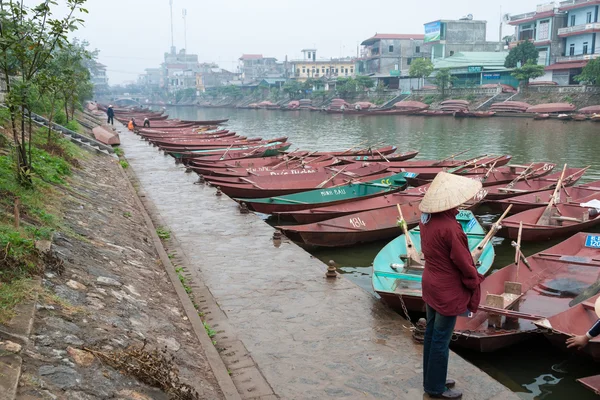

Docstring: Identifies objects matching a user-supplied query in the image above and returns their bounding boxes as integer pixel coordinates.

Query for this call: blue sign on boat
[585,235,600,248]
[467,217,477,231]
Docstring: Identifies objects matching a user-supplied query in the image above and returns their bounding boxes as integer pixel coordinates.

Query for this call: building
[238,54,285,82]
[291,49,356,82]
[163,48,201,92]
[196,67,240,92]
[549,0,600,84]
[431,51,519,87]
[423,16,503,60]
[139,68,163,92]
[508,2,567,71]
[89,61,109,95]
[357,34,425,82]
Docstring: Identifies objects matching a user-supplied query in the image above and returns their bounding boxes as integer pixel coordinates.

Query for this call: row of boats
[113,106,600,394]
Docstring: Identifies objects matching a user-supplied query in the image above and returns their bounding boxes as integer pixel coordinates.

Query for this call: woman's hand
[566,335,590,349]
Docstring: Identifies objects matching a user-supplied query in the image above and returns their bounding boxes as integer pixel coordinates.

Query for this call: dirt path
[16,153,225,399]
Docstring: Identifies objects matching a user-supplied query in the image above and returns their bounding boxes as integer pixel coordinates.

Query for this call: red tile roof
[361,33,425,45]
[545,60,588,70]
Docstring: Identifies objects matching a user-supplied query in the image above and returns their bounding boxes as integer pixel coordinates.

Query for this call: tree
[0,0,88,185]
[336,77,357,99]
[511,62,545,87]
[575,58,600,85]
[432,68,456,97]
[409,58,434,89]
[355,75,374,91]
[505,41,539,68]
[282,80,302,99]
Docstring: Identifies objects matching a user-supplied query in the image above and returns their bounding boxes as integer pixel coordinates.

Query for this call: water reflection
[165,106,600,400]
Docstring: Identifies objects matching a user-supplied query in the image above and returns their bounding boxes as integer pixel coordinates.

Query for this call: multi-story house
[558,0,600,60]
[423,17,502,59]
[357,34,424,76]
[238,54,284,82]
[508,2,567,68]
[89,61,109,95]
[291,49,356,82]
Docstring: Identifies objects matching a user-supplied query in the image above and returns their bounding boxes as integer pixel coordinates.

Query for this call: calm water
[165,106,600,399]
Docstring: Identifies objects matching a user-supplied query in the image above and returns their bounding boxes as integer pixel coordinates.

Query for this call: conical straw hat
[419,172,483,213]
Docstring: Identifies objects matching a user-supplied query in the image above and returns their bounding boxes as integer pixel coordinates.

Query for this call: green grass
[175,266,192,294]
[119,160,129,169]
[203,321,216,338]
[122,211,132,218]
[0,278,37,324]
[114,147,124,157]
[156,227,171,240]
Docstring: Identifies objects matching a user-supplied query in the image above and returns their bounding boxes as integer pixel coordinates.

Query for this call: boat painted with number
[169,140,289,159]
[453,233,600,352]
[336,150,419,162]
[372,210,494,313]
[238,172,413,214]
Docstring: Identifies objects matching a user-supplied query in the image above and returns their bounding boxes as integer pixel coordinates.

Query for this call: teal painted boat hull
[237,172,416,214]
[372,210,495,313]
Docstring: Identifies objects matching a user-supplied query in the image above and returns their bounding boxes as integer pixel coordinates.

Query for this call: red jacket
[420,209,484,316]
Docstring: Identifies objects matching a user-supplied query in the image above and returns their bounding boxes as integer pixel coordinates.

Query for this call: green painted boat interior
[372,210,494,296]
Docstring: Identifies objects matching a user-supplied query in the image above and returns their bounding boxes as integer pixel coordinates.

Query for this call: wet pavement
[118,126,519,400]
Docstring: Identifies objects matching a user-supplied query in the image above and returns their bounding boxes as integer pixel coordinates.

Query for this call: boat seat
[485,282,523,327]
[508,164,531,169]
[498,188,529,193]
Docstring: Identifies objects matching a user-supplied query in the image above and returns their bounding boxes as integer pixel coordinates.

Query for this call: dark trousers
[423,303,457,395]
[107,116,114,125]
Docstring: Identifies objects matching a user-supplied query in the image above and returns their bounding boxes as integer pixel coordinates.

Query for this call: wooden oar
[339,140,369,155]
[240,177,264,189]
[219,143,236,160]
[316,166,348,189]
[471,204,512,263]
[537,164,567,226]
[515,221,523,281]
[433,149,471,166]
[504,162,536,189]
[396,204,422,266]
[375,148,390,162]
[460,155,504,174]
[446,154,489,173]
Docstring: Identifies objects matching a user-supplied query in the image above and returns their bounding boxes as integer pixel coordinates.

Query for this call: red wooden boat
[204,164,388,186]
[136,121,201,129]
[180,118,229,125]
[336,150,419,162]
[178,142,290,160]
[483,168,587,201]
[494,181,600,213]
[276,186,427,224]
[117,114,169,121]
[405,162,555,187]
[534,293,600,362]
[159,137,286,151]
[453,233,600,352]
[204,158,341,178]
[313,145,397,157]
[212,168,392,199]
[188,152,310,169]
[386,154,512,173]
[279,201,423,247]
[578,375,600,396]
[498,200,600,241]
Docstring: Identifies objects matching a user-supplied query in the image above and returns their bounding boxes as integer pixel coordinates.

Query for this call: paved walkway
[119,127,519,400]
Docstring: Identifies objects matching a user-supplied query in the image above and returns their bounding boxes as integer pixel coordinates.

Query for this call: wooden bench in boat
[497,188,530,193]
[481,282,524,327]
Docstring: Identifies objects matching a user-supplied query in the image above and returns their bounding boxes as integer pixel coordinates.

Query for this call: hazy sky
[64,0,546,84]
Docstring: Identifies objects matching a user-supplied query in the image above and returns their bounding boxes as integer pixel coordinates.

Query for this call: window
[538,20,549,41]
[407,58,412,65]
[322,67,325,73]
[449,50,454,56]
[571,15,576,26]
[350,68,354,73]
[389,45,394,53]
[415,46,421,53]
[520,23,535,41]
[587,12,593,24]
[570,43,575,56]
[584,42,589,54]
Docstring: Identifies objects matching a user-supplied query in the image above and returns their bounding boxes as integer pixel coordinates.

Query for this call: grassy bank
[0,124,85,323]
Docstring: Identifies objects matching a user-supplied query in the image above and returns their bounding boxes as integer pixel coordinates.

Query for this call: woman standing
[418,172,485,399]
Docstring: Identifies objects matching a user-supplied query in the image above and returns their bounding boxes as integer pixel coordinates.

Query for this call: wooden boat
[312,145,397,157]
[204,164,389,186]
[498,200,600,241]
[212,170,397,199]
[158,137,286,151]
[372,210,494,313]
[386,154,512,173]
[182,143,291,162]
[204,158,341,178]
[180,118,229,125]
[557,114,572,121]
[187,152,312,171]
[534,113,550,120]
[279,200,423,247]
[238,172,412,215]
[534,293,600,362]
[276,188,425,224]
[573,114,588,121]
[418,110,453,116]
[405,162,555,187]
[483,167,587,201]
[188,151,310,166]
[591,114,600,122]
[172,141,290,159]
[454,233,600,352]
[336,150,419,162]
[494,181,600,213]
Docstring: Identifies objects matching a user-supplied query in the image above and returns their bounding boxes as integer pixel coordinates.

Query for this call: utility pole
[169,0,174,51]
[182,8,187,53]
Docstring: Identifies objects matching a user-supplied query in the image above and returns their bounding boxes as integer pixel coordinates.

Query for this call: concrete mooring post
[326,260,337,278]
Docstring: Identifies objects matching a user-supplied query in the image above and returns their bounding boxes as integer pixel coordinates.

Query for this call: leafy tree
[355,75,374,91]
[432,68,456,97]
[511,61,545,87]
[220,85,242,98]
[0,0,88,185]
[505,41,539,68]
[336,77,357,99]
[575,58,600,85]
[269,87,281,102]
[409,58,434,89]
[282,80,302,99]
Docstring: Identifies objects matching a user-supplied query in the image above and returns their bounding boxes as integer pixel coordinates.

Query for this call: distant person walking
[106,105,114,125]
[418,172,485,400]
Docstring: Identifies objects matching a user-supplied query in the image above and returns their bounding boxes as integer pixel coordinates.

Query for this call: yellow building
[291,49,356,82]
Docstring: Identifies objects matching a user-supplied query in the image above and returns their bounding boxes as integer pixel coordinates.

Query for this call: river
[164,106,600,400]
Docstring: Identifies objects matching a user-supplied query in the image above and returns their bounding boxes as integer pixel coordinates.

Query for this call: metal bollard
[412,318,427,344]
[185,167,193,173]
[272,230,282,240]
[326,260,337,278]
[215,186,222,196]
[240,202,249,214]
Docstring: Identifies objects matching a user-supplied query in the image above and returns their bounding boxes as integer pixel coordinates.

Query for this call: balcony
[559,0,600,11]
[509,38,552,49]
[556,53,600,62]
[558,22,600,36]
